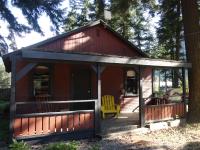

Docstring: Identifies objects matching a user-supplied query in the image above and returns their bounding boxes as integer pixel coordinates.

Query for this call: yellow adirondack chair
[101,95,120,119]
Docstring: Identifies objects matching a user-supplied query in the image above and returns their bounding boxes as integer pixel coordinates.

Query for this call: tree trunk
[181,0,200,122]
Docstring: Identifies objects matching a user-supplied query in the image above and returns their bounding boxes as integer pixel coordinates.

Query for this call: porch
[3,49,191,141]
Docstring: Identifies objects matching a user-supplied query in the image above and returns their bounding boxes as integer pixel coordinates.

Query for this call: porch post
[9,55,17,142]
[139,66,145,127]
[95,63,101,135]
[152,68,154,94]
[182,68,187,115]
[164,69,167,92]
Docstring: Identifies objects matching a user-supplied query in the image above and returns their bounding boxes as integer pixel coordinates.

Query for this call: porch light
[127,70,135,77]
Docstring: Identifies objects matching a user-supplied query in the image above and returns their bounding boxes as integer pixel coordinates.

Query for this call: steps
[120,97,139,113]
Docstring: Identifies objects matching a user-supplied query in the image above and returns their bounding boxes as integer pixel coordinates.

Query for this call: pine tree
[0,64,10,88]
[109,0,155,53]
[157,0,183,88]
[0,0,65,55]
[157,0,183,60]
[63,0,97,32]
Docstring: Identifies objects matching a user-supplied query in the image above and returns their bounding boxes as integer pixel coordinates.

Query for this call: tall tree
[157,0,183,60]
[0,64,10,88]
[64,0,93,31]
[181,0,200,122]
[109,0,156,52]
[157,0,183,88]
[63,0,104,32]
[95,0,105,20]
[0,0,65,55]
[64,0,156,54]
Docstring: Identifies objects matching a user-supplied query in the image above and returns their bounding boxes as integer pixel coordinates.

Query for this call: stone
[146,122,169,131]
[168,119,186,127]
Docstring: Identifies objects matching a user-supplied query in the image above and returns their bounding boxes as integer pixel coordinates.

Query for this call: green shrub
[0,118,9,141]
[9,140,31,150]
[45,141,78,150]
[88,144,100,150]
[0,100,9,113]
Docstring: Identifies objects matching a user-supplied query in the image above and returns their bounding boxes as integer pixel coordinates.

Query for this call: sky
[0,1,69,64]
[0,0,69,51]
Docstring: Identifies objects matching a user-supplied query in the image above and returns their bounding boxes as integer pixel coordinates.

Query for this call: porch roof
[3,49,191,72]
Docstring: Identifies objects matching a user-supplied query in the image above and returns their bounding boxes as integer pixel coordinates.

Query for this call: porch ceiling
[21,50,191,68]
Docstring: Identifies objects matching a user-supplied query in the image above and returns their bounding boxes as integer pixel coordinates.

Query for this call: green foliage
[0,64,10,88]
[108,0,156,52]
[156,0,184,60]
[64,0,157,55]
[0,115,9,141]
[63,0,94,31]
[0,100,9,113]
[45,141,79,150]
[0,0,65,55]
[154,91,165,97]
[9,140,30,150]
[88,144,100,150]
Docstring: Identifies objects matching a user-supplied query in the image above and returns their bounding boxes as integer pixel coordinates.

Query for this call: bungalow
[2,20,191,142]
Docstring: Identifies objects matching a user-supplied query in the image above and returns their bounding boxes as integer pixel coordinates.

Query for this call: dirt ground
[77,124,200,150]
[3,124,200,150]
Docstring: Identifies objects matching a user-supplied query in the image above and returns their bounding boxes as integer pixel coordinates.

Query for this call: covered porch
[3,49,191,141]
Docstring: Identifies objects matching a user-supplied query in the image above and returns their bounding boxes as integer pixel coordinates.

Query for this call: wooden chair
[101,95,120,119]
[35,94,51,112]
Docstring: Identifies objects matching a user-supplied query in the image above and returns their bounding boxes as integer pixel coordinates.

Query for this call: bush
[45,141,78,150]
[9,140,31,150]
[88,144,100,150]
[0,118,9,141]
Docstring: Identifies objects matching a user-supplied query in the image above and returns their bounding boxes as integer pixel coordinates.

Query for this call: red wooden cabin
[2,20,190,141]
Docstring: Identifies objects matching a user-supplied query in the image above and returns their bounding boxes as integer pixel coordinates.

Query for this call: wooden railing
[14,100,96,139]
[145,102,185,123]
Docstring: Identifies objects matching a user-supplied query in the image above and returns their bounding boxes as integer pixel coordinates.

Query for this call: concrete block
[168,119,186,127]
[146,122,169,131]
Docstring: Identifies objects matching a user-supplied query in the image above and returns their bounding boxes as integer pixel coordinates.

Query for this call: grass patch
[9,140,31,150]
[88,144,100,150]
[45,141,79,150]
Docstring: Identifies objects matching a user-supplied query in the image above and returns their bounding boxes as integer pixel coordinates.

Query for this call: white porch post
[182,68,187,115]
[95,63,101,135]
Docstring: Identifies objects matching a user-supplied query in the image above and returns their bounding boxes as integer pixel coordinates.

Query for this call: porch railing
[144,102,185,123]
[14,100,97,139]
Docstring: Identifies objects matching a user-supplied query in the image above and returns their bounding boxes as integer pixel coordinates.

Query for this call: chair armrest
[115,104,120,111]
[101,106,105,111]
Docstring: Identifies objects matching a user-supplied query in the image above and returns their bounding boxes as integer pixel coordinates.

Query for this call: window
[33,65,51,96]
[125,69,137,95]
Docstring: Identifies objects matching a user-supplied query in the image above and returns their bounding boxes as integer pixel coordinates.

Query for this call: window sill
[124,93,138,97]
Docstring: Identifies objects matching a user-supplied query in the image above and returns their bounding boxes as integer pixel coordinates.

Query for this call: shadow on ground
[85,138,170,150]
[182,142,200,150]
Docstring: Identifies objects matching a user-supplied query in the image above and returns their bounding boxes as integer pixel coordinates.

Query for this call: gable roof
[21,20,148,57]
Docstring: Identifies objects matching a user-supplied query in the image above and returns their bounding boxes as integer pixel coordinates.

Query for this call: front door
[72,69,91,99]
[71,69,92,110]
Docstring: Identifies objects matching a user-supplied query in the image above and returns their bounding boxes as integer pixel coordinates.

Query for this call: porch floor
[101,112,139,135]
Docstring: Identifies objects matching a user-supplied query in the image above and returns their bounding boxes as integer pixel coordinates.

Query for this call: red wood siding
[13,112,94,138]
[145,103,185,122]
[16,60,32,102]
[101,66,124,104]
[15,62,152,114]
[39,25,140,57]
[142,67,152,98]
[53,63,71,100]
